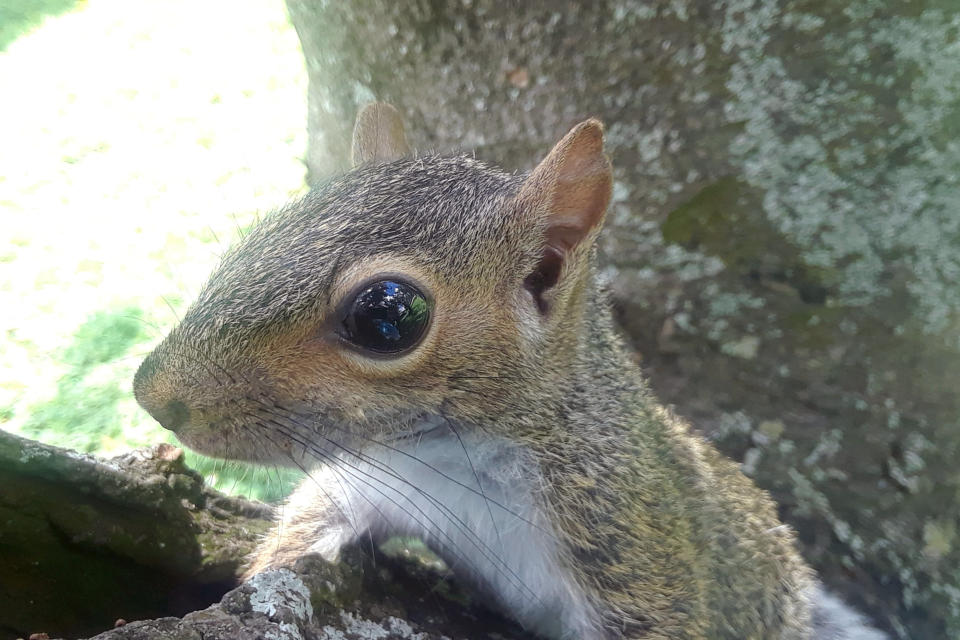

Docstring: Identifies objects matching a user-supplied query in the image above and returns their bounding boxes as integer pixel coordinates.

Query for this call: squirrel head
[134,103,612,463]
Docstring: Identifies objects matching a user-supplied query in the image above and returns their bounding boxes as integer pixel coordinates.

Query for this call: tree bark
[285,2,960,638]
[0,430,272,639]
[81,552,532,640]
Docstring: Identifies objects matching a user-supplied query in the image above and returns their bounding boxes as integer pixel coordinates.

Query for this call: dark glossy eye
[340,279,432,354]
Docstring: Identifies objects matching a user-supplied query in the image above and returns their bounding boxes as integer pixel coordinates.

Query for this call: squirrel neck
[495,269,813,637]
[519,265,652,446]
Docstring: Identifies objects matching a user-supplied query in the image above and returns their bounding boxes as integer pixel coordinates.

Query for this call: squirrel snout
[134,353,191,432]
[148,399,191,433]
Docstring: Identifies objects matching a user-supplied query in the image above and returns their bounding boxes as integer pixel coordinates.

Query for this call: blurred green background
[0,0,308,500]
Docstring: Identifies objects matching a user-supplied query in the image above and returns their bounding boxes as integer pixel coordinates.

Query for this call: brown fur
[134,105,815,639]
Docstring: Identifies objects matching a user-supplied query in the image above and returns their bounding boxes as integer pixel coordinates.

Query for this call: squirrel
[133,103,887,640]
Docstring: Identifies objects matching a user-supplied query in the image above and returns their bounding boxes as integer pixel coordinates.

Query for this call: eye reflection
[341,279,431,354]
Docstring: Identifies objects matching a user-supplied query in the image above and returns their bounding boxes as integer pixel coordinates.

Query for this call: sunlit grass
[0,0,78,51]
[0,0,308,501]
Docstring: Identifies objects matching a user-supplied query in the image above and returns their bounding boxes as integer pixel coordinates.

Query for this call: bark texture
[80,553,530,640]
[0,430,272,639]
[285,1,960,638]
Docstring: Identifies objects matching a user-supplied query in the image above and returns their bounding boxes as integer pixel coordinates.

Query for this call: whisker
[206,224,222,248]
[236,424,289,554]
[249,421,362,542]
[263,400,556,540]
[160,295,182,324]
[258,422,498,589]
[258,412,541,604]
[443,413,505,557]
[118,314,166,340]
[229,212,247,240]
[228,458,250,496]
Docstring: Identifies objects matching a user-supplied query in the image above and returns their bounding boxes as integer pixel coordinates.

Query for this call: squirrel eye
[340,279,431,354]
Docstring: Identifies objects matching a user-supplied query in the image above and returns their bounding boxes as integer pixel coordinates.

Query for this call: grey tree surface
[285,1,960,638]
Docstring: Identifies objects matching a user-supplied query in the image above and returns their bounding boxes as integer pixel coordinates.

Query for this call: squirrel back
[134,104,885,639]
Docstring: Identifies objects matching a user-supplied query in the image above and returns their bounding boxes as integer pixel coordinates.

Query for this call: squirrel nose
[151,400,191,432]
[134,353,191,432]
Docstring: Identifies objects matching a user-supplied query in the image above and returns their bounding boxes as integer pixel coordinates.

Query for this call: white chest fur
[284,427,602,640]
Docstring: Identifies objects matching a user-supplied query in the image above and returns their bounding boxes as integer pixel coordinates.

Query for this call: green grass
[0,0,308,502]
[0,0,78,51]
[21,308,148,452]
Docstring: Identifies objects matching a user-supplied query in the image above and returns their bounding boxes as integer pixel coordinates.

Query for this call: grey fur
[135,117,889,639]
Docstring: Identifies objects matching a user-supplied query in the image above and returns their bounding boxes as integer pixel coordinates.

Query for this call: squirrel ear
[521,119,612,252]
[351,102,412,166]
[516,119,612,313]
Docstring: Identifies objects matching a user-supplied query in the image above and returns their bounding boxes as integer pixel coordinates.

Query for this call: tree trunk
[285,2,960,638]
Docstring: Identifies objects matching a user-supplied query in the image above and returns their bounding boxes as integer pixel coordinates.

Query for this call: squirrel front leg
[243,465,364,580]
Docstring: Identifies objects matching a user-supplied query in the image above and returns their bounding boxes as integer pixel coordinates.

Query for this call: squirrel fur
[134,103,886,640]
